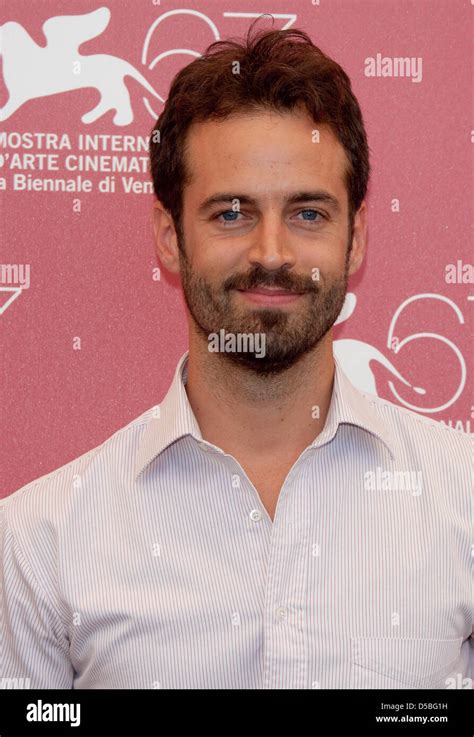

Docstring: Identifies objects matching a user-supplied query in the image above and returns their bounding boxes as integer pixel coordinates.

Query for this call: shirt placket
[261,459,311,689]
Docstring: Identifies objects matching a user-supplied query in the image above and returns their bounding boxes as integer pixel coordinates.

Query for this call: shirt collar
[311,353,396,460]
[134,350,395,480]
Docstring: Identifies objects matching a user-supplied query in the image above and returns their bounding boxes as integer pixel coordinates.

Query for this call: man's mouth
[235,287,305,305]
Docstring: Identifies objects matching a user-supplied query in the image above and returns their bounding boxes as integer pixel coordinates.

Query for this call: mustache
[224,268,318,293]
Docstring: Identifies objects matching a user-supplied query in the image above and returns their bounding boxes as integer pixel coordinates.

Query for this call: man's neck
[184,332,336,461]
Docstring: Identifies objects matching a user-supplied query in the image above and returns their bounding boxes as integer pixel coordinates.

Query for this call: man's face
[174,108,365,374]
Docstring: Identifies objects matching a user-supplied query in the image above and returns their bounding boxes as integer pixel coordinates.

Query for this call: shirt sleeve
[1,506,74,689]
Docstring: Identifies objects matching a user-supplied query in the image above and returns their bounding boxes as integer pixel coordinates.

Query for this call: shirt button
[249,509,262,522]
[275,606,288,621]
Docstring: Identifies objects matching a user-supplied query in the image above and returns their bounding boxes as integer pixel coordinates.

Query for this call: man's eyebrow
[197,190,342,215]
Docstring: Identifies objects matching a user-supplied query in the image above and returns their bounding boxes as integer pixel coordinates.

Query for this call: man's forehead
[185,115,346,177]
[183,111,348,212]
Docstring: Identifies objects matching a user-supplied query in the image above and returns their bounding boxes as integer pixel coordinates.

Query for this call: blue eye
[215,210,242,224]
[298,209,323,222]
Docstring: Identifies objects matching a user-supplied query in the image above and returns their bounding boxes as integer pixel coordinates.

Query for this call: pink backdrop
[1,0,472,499]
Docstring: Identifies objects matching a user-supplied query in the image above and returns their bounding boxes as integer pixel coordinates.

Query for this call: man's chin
[219,347,307,375]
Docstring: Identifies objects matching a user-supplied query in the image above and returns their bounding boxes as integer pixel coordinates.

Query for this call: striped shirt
[1,350,472,689]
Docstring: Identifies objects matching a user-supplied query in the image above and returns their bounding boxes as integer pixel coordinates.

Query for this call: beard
[178,235,351,376]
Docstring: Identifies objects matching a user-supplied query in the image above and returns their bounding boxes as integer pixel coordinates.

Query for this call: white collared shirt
[1,351,472,689]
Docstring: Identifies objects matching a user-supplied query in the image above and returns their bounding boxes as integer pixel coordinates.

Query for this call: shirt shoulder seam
[4,411,154,502]
[1,514,69,645]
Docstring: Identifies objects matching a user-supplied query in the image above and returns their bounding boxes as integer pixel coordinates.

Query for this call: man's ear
[152,201,181,274]
[348,200,368,277]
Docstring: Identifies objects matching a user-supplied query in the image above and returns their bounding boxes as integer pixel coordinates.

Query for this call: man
[2,22,472,690]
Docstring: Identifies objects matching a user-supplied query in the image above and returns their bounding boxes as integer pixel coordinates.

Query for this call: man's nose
[246,215,297,271]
